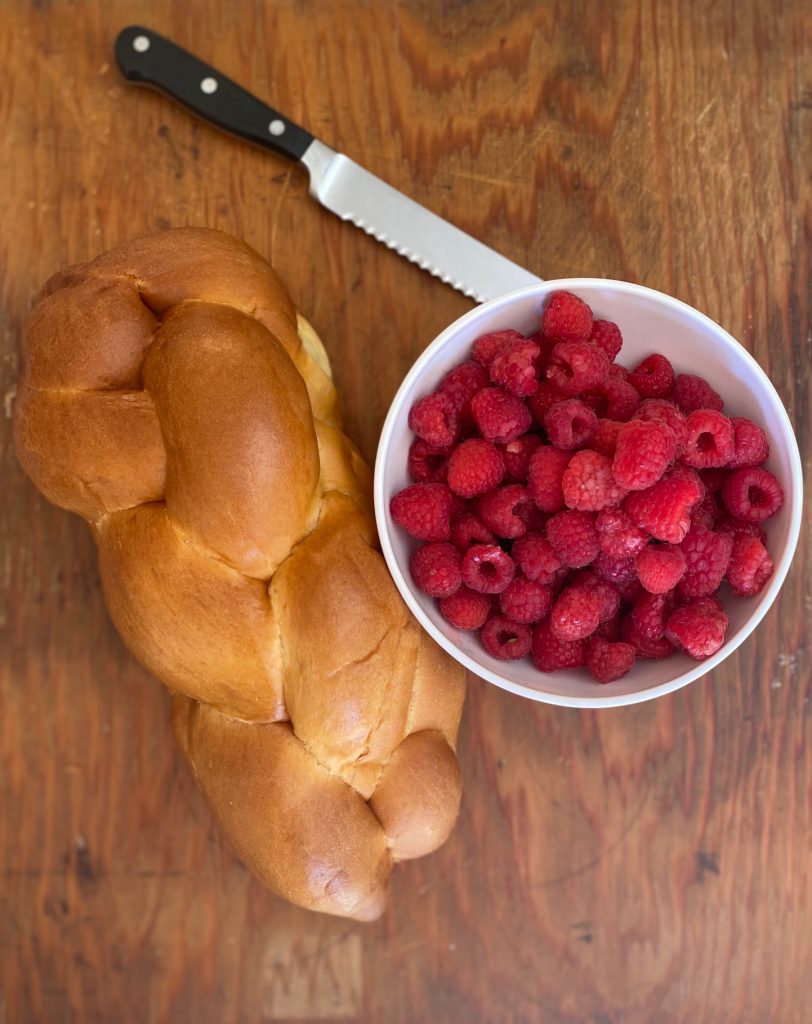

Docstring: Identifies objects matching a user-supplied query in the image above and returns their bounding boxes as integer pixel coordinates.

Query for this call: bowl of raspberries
[374,281,802,707]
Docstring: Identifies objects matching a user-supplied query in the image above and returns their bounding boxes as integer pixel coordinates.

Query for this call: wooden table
[2,2,810,1021]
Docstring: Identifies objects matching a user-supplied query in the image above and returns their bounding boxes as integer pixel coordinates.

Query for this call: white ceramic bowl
[374,280,803,708]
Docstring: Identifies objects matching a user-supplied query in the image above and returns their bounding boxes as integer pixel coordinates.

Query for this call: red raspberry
[691,492,722,531]
[546,510,599,568]
[438,586,491,630]
[699,467,727,493]
[512,532,562,584]
[527,331,557,370]
[477,484,532,539]
[721,466,784,522]
[628,354,675,398]
[636,399,687,455]
[544,399,598,449]
[550,583,604,641]
[586,637,636,683]
[681,409,735,468]
[408,438,450,483]
[490,338,541,397]
[439,360,489,417]
[593,552,637,588]
[673,373,724,413]
[528,381,567,425]
[527,446,571,512]
[715,516,768,546]
[542,290,594,342]
[602,378,641,421]
[589,319,623,361]
[726,534,774,596]
[612,419,677,491]
[461,544,515,594]
[390,482,452,540]
[472,329,524,368]
[609,363,630,381]
[530,619,587,671]
[595,614,621,641]
[470,387,532,443]
[409,542,462,598]
[728,417,769,468]
[562,450,627,511]
[570,570,621,621]
[677,525,734,598]
[500,434,542,482]
[620,613,675,659]
[546,341,609,395]
[665,596,728,659]
[630,590,674,640]
[447,439,505,498]
[624,470,702,543]
[498,575,553,623]
[579,388,608,417]
[408,390,460,447]
[595,507,647,557]
[450,510,496,549]
[481,615,533,660]
[591,418,623,457]
[634,543,686,593]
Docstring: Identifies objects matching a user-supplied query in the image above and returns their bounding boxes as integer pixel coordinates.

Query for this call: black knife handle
[114,25,314,162]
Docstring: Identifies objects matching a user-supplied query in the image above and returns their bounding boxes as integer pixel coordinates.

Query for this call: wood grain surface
[1,1,810,1021]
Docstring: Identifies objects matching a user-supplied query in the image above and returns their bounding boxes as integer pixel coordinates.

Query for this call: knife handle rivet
[200,77,218,94]
[268,119,286,137]
[132,35,150,53]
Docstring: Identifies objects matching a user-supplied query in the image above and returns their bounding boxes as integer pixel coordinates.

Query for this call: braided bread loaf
[14,228,466,920]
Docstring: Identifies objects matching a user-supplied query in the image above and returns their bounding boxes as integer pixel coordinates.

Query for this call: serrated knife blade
[115,25,542,302]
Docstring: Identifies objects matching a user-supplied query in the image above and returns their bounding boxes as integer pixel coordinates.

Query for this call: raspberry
[409,542,462,598]
[408,390,460,447]
[490,338,541,397]
[570,570,621,621]
[726,534,774,596]
[628,354,675,398]
[602,378,641,421]
[691,492,721,531]
[595,614,621,641]
[498,575,553,623]
[721,467,784,523]
[408,438,450,483]
[542,290,594,342]
[677,525,733,598]
[461,544,515,594]
[546,510,599,568]
[715,516,767,546]
[624,471,702,543]
[673,374,724,413]
[530,619,587,671]
[527,446,571,512]
[450,510,496,549]
[665,596,728,660]
[586,637,636,683]
[500,434,542,482]
[543,399,598,449]
[636,399,687,455]
[477,484,532,539]
[528,381,567,425]
[589,319,623,361]
[591,418,623,457]
[470,387,532,443]
[390,482,452,540]
[472,329,524,368]
[609,363,630,381]
[620,614,675,659]
[728,417,769,468]
[681,409,735,468]
[439,360,489,417]
[612,419,677,491]
[562,450,627,511]
[512,532,562,583]
[438,586,491,630]
[447,439,505,498]
[630,591,674,640]
[579,388,608,417]
[481,615,533,660]
[550,583,604,641]
[546,341,609,395]
[593,552,637,588]
[699,467,727,493]
[595,507,647,557]
[634,543,686,593]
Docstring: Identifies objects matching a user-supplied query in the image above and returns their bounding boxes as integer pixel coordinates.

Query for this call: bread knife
[114,25,542,303]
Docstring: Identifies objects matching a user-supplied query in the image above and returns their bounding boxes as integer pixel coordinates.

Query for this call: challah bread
[14,228,466,920]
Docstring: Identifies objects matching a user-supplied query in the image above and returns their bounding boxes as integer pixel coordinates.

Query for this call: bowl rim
[374,278,804,708]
